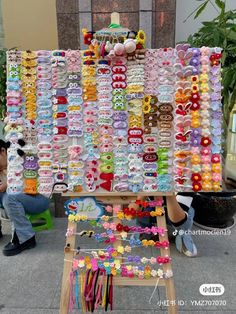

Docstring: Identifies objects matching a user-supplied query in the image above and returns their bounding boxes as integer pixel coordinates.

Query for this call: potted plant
[185,0,236,229]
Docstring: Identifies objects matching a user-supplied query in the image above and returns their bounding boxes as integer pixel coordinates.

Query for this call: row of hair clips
[97,60,114,192]
[36,51,54,196]
[81,49,99,192]
[173,44,194,192]
[66,50,84,192]
[126,55,144,193]
[51,50,69,193]
[189,47,202,192]
[157,50,176,191]
[111,55,129,192]
[6,50,25,194]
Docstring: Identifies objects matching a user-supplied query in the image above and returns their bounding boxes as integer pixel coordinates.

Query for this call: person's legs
[165,195,187,224]
[2,193,49,243]
[0,192,5,238]
[165,195,197,257]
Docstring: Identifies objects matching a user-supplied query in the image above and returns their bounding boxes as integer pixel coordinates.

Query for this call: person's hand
[0,182,7,193]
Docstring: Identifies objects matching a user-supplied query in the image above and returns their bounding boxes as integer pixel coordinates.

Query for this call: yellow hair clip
[200,83,210,93]
[26,94,37,102]
[136,29,146,45]
[21,50,37,59]
[21,67,37,75]
[199,73,209,83]
[126,85,144,93]
[191,118,200,128]
[21,59,37,67]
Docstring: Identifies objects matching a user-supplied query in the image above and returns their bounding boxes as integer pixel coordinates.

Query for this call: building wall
[2,0,58,50]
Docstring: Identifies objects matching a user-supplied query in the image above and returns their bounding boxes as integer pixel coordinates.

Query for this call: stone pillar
[152,0,176,48]
[56,0,176,49]
[56,0,80,49]
[78,0,92,50]
[139,0,152,48]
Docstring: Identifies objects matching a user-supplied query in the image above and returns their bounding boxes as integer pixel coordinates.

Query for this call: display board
[5,45,222,196]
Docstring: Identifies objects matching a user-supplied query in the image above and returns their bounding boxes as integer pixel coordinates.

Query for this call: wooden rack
[60,192,178,314]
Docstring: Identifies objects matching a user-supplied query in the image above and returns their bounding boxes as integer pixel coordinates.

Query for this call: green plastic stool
[26,209,53,232]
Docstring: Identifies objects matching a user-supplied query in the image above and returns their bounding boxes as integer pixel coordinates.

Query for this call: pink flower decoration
[105,205,113,213]
[202,163,211,172]
[191,147,200,154]
[200,46,211,55]
[73,259,78,270]
[109,235,116,243]
[103,222,110,229]
[201,64,210,73]
[212,173,221,182]
[110,223,117,230]
[66,228,74,237]
[202,155,211,164]
[201,101,210,110]
[201,93,210,102]
[211,154,220,163]
[201,147,211,156]
[113,206,120,214]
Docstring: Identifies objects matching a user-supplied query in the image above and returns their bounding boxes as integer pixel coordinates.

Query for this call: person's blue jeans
[0,193,49,243]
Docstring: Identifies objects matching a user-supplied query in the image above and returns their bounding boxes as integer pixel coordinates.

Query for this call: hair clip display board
[5,12,223,314]
[5,43,223,195]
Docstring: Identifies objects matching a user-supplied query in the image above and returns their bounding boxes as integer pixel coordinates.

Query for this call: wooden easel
[60,192,178,314]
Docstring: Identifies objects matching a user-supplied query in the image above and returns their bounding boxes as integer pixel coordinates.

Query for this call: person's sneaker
[2,235,36,256]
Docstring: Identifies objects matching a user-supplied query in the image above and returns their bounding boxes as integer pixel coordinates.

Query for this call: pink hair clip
[68,145,83,158]
[105,205,113,213]
[53,134,68,143]
[200,46,211,56]
[99,125,113,135]
[37,50,51,57]
[37,142,52,151]
[66,228,74,237]
[200,55,210,65]
[38,177,54,185]
[38,151,53,159]
[202,163,211,172]
[38,168,53,177]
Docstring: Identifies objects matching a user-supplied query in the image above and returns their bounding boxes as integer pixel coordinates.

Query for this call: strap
[74,270,80,309]
[109,275,113,310]
[105,275,110,311]
[92,269,100,311]
[94,270,105,309]
[69,271,75,313]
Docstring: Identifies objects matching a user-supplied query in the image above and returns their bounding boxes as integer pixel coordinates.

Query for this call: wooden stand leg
[156,196,178,314]
[60,221,77,314]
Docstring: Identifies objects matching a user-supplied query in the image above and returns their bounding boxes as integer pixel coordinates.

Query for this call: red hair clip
[112,65,127,74]
[112,81,127,89]
[53,126,68,135]
[53,96,67,104]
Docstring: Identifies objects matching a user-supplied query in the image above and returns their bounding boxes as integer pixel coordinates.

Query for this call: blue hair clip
[128,182,143,193]
[8,77,20,82]
[128,144,143,154]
